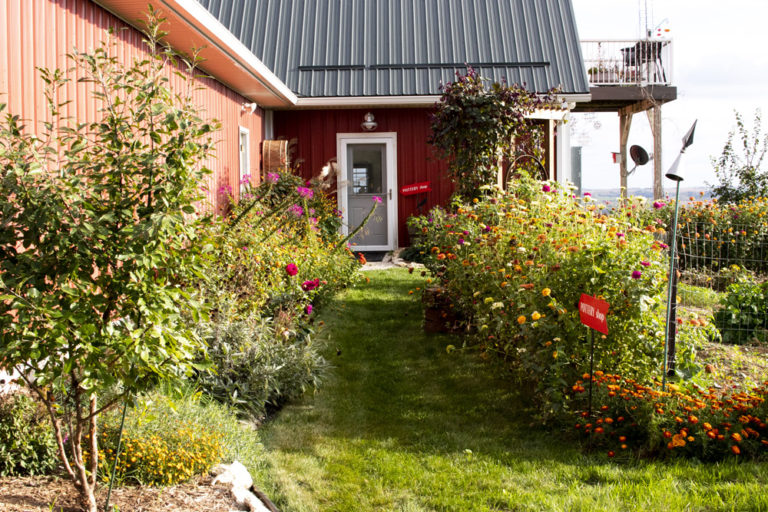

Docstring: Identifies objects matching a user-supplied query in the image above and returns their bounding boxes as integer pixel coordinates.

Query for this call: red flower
[302,278,321,291]
[285,263,298,276]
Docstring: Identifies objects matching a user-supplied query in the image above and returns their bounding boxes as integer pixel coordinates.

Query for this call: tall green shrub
[429,68,555,200]
[0,13,215,511]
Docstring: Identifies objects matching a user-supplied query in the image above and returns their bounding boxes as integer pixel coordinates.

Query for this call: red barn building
[1,0,591,249]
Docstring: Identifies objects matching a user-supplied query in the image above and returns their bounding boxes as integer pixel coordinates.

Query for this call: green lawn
[252,268,768,512]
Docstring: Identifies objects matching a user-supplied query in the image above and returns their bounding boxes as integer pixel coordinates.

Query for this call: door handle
[388,189,392,200]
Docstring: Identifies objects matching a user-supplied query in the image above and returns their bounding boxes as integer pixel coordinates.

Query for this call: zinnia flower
[306,304,313,315]
[640,261,651,267]
[285,263,298,276]
[541,288,551,297]
[631,270,642,279]
[267,172,280,183]
[297,186,314,199]
[542,184,551,192]
[517,315,526,324]
[372,196,382,203]
[302,278,321,291]
[653,201,665,209]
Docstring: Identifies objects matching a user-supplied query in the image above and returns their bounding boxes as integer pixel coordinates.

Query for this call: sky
[570,0,768,191]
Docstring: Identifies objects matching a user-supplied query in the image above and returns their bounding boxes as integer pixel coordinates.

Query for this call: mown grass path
[254,268,767,512]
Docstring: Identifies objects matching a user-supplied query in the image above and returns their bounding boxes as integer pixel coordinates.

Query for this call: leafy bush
[98,386,265,486]
[428,68,555,200]
[196,171,361,417]
[714,279,768,345]
[0,14,214,509]
[196,315,326,419]
[568,372,768,461]
[0,393,58,476]
[416,174,704,419]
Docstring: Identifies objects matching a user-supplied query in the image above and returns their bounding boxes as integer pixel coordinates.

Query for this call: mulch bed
[0,475,235,512]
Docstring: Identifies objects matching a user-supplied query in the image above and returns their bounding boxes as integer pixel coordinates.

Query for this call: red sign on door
[400,181,432,196]
[579,294,610,335]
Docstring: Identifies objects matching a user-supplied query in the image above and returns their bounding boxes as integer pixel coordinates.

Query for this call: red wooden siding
[273,108,452,245]
[0,0,263,213]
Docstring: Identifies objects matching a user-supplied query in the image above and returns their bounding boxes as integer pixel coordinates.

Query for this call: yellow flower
[517,315,526,324]
[552,351,558,359]
[531,311,542,321]
[541,288,551,297]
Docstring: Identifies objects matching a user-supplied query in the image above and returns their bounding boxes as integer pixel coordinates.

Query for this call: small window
[239,127,250,195]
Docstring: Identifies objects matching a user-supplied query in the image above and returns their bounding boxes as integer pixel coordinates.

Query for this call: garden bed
[0,475,233,512]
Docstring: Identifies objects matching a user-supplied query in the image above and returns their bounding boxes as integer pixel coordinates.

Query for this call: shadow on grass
[261,269,573,464]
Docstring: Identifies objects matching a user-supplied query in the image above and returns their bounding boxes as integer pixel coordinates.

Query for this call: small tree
[0,12,216,512]
[429,68,555,200]
[709,109,768,202]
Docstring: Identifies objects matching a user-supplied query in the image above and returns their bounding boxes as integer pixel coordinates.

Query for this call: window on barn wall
[239,127,250,194]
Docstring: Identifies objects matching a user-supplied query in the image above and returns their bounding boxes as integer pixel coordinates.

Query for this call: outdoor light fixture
[361,112,378,131]
[241,102,259,114]
[662,119,697,389]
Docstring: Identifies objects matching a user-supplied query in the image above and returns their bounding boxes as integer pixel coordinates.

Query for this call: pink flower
[631,270,642,279]
[302,278,320,291]
[297,186,314,199]
[285,263,298,276]
[288,204,304,217]
[240,174,251,185]
[372,196,383,203]
[267,172,280,183]
[640,261,651,267]
[306,304,313,315]
[542,185,551,192]
[584,192,592,197]
[653,201,665,209]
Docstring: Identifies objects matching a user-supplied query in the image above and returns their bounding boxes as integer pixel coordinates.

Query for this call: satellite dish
[630,145,650,166]
[628,145,652,176]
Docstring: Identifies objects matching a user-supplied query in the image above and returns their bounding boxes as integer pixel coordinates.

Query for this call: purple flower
[542,185,551,192]
[302,278,320,291]
[297,186,314,199]
[457,238,465,245]
[462,230,470,235]
[659,242,669,249]
[653,201,665,209]
[484,225,491,232]
[372,196,383,203]
[306,304,313,315]
[288,204,304,217]
[631,270,643,279]
[267,172,280,183]
[640,261,651,267]
[285,263,298,276]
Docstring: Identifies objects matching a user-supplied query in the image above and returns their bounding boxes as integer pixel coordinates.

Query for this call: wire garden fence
[677,221,768,345]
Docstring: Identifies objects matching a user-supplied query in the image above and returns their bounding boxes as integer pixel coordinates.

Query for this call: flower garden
[411,173,768,460]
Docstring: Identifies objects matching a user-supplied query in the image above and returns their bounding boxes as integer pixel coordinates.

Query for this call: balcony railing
[581,39,673,86]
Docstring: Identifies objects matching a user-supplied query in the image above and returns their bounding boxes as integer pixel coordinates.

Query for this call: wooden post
[648,104,663,200]
[619,111,632,200]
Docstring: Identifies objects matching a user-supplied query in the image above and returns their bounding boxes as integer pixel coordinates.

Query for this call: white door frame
[336,132,398,251]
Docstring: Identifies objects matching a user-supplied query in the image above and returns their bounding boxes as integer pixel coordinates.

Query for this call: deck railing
[581,39,673,86]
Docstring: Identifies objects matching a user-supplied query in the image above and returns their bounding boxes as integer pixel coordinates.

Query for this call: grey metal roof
[197,0,589,97]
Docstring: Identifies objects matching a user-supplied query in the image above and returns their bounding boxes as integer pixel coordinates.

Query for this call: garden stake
[662,120,697,391]
[104,397,128,512]
[587,328,595,421]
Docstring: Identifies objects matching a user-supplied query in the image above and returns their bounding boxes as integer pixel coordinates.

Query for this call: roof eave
[96,0,297,107]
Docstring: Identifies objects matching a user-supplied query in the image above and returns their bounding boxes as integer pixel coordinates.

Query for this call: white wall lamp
[361,112,378,131]
[241,102,259,114]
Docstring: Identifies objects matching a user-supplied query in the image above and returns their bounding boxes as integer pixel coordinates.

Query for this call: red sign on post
[400,181,432,196]
[579,294,610,335]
